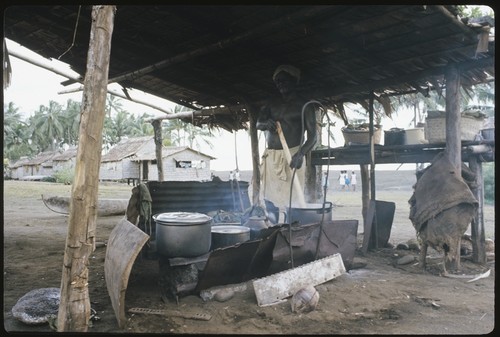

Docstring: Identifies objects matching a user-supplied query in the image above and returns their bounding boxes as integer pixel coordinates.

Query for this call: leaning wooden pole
[57,6,115,332]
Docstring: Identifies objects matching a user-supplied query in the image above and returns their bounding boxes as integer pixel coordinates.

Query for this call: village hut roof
[8,156,31,169]
[132,146,216,161]
[25,150,61,166]
[4,5,494,130]
[52,147,78,161]
[100,136,154,163]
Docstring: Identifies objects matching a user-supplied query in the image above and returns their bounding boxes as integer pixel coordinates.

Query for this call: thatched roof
[52,147,78,161]
[25,150,61,166]
[101,136,154,162]
[4,5,494,130]
[101,136,216,162]
[133,146,216,161]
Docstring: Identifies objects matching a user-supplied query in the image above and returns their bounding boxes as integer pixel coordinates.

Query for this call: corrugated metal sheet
[148,180,251,215]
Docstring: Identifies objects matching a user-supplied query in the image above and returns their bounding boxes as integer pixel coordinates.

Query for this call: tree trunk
[152,119,164,181]
[57,6,115,332]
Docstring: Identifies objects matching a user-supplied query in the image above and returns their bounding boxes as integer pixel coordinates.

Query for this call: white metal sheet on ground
[252,253,346,307]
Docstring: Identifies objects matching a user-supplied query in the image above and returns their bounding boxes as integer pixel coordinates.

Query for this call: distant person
[345,173,351,191]
[338,170,345,190]
[350,171,357,191]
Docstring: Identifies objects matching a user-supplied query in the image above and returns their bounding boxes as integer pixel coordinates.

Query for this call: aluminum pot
[153,212,212,257]
[243,216,270,240]
[211,225,250,250]
[285,202,333,225]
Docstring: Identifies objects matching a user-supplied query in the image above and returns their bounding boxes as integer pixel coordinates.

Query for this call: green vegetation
[52,166,75,185]
[4,97,155,161]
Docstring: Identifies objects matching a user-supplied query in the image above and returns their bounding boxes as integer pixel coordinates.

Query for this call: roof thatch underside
[4,5,495,131]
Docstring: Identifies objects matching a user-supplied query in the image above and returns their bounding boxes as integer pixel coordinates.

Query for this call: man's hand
[290,151,304,169]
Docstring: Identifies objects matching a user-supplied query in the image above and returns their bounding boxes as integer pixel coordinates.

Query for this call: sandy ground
[2,171,495,334]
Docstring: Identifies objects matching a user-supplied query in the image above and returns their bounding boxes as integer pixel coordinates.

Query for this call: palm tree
[3,102,22,141]
[106,94,124,117]
[3,102,34,160]
[4,122,35,161]
[30,100,65,151]
[130,112,154,136]
[61,99,82,146]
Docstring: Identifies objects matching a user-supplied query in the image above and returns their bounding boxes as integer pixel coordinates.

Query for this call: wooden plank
[252,253,345,307]
[105,218,149,328]
[310,141,495,166]
[128,307,212,321]
[468,157,486,264]
[361,200,376,254]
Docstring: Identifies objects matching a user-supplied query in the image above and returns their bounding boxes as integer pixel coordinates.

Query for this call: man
[256,65,317,208]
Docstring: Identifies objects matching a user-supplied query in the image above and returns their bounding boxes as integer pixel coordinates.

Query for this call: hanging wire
[287,99,326,268]
[58,6,82,60]
[314,107,333,259]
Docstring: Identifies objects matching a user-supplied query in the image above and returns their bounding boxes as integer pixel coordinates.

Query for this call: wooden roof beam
[149,105,245,122]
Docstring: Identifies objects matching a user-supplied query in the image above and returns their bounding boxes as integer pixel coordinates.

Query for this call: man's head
[273,65,300,95]
[273,65,300,84]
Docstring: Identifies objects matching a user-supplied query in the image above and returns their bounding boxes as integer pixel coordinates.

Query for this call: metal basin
[211,225,250,250]
[285,202,333,224]
[153,212,212,257]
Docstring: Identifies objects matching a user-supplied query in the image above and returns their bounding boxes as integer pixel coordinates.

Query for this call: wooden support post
[368,92,378,249]
[445,64,462,174]
[360,164,369,223]
[305,109,323,203]
[468,156,486,264]
[152,119,164,181]
[246,103,261,206]
[57,6,115,332]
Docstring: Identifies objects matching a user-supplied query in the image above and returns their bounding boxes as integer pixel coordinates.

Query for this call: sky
[4,38,432,172]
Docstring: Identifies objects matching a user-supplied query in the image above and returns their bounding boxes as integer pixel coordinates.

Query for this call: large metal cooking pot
[153,212,212,257]
[285,202,333,225]
[211,225,250,250]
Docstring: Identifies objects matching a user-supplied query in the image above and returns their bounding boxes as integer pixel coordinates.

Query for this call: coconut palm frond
[376,96,393,118]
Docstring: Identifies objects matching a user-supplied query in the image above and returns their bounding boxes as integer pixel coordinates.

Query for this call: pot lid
[287,202,332,210]
[153,212,212,224]
[211,225,250,234]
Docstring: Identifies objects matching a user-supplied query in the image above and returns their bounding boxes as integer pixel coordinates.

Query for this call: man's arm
[290,104,317,169]
[256,103,276,132]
